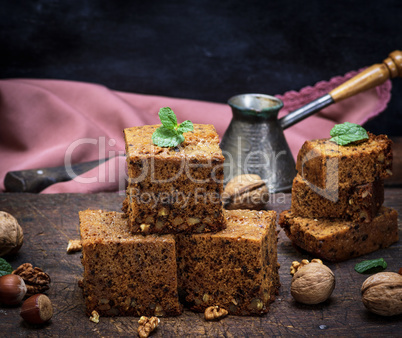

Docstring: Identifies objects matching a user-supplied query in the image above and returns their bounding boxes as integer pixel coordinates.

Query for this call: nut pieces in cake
[223,174,269,210]
[0,211,24,257]
[361,272,402,316]
[290,262,335,305]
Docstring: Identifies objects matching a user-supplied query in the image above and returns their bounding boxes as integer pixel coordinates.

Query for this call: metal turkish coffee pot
[220,50,402,192]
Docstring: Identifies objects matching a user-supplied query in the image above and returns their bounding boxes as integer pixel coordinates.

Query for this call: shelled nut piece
[66,239,82,253]
[138,316,160,338]
[89,310,100,323]
[290,258,323,276]
[0,211,24,256]
[291,262,335,305]
[361,272,402,316]
[0,274,27,305]
[204,306,228,321]
[20,294,53,324]
[222,174,269,210]
[12,263,51,296]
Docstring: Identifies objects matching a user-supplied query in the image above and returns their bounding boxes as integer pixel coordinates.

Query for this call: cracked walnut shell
[222,174,269,210]
[361,272,402,316]
[13,263,51,296]
[0,211,23,256]
[291,262,335,305]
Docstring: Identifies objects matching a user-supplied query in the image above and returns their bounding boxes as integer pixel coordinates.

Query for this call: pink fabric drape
[0,73,391,193]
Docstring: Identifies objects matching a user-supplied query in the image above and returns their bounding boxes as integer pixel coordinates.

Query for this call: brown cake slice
[279,206,398,262]
[296,133,392,189]
[176,209,280,316]
[291,174,384,222]
[124,124,226,235]
[79,209,182,317]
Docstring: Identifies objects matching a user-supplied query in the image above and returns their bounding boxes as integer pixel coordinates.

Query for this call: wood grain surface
[0,191,400,337]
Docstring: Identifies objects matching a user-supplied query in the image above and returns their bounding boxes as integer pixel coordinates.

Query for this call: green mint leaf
[152,107,193,147]
[329,122,368,146]
[158,107,177,130]
[354,258,387,274]
[0,258,13,276]
[177,120,194,134]
[152,126,183,148]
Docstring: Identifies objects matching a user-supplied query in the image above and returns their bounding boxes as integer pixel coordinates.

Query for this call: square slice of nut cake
[176,209,280,315]
[79,210,182,317]
[291,174,384,222]
[296,133,392,190]
[279,206,398,262]
[123,124,226,235]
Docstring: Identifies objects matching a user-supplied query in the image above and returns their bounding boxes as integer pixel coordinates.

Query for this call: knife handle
[329,50,402,102]
[4,158,109,193]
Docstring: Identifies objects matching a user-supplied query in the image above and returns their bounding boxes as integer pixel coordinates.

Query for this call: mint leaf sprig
[354,258,387,274]
[329,122,369,146]
[0,257,13,277]
[152,107,194,147]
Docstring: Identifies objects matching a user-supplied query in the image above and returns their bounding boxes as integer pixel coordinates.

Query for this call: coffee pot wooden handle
[329,50,402,102]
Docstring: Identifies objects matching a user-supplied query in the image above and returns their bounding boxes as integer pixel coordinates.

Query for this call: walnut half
[67,239,82,253]
[138,316,160,338]
[12,263,51,296]
[290,258,323,276]
[204,306,228,321]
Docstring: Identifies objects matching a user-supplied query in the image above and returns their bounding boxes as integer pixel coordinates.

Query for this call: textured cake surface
[80,209,182,317]
[291,174,384,222]
[176,209,280,315]
[124,124,226,234]
[279,206,399,262]
[296,133,392,189]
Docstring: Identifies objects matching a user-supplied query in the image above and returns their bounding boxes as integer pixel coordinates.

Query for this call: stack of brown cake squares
[279,133,399,262]
[79,123,280,318]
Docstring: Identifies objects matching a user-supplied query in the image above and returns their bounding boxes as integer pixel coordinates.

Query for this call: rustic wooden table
[0,191,400,337]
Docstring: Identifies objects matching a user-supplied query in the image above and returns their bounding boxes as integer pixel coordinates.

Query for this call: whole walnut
[291,262,335,304]
[0,211,24,256]
[223,174,269,210]
[361,272,402,316]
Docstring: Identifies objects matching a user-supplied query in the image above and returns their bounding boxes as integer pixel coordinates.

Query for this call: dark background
[1,0,401,135]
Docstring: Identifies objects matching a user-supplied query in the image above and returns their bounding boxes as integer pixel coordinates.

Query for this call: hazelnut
[291,262,335,304]
[0,211,24,256]
[361,272,402,316]
[0,274,27,305]
[20,294,53,324]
